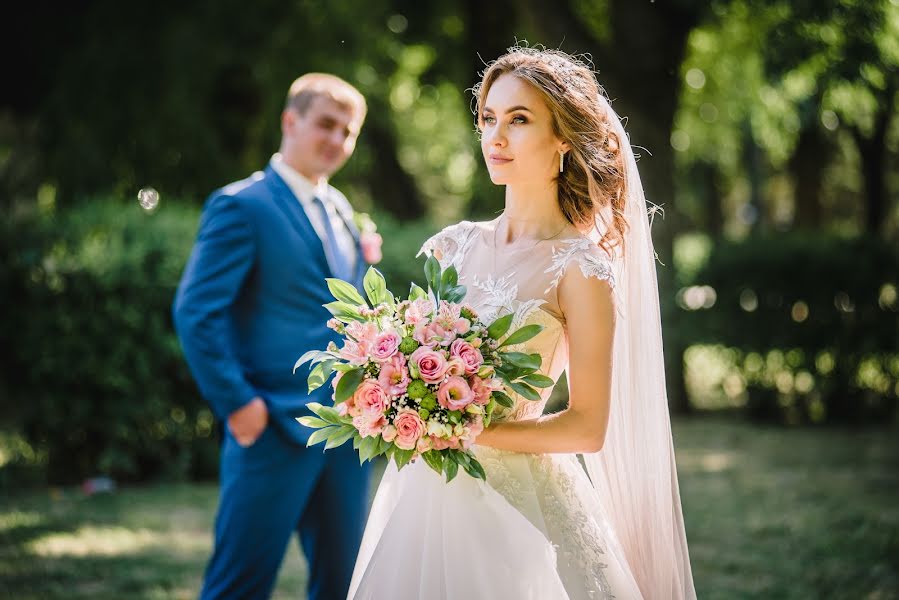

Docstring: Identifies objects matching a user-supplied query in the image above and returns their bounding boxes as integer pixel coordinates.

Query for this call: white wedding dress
[347,219,646,599]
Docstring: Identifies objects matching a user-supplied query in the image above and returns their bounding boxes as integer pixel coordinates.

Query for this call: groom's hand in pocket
[228,397,269,446]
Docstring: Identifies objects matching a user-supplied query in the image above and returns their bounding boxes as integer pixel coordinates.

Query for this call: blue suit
[173,166,372,599]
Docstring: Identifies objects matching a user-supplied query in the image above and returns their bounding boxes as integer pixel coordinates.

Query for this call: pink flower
[353,412,386,438]
[450,339,484,375]
[345,321,379,348]
[381,424,397,442]
[404,298,435,326]
[413,320,454,347]
[353,379,390,415]
[430,435,460,450]
[461,416,485,449]
[378,355,410,395]
[437,376,475,411]
[416,436,433,453]
[470,376,504,406]
[445,357,466,377]
[372,331,401,362]
[361,231,383,264]
[410,346,449,384]
[338,340,368,365]
[393,409,425,450]
[435,301,470,336]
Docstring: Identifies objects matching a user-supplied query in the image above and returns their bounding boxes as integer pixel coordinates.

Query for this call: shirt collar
[270,153,329,205]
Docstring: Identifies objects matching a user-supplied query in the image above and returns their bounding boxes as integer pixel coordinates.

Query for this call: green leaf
[492,390,515,408]
[421,449,445,475]
[462,455,487,480]
[499,324,544,348]
[487,313,514,340]
[363,267,392,307]
[394,448,415,470]
[443,284,467,304]
[444,456,459,482]
[306,427,335,448]
[335,368,365,403]
[307,403,343,424]
[324,426,356,450]
[296,416,330,429]
[424,256,441,296]
[358,435,378,464]
[326,278,366,306]
[409,283,427,301]
[307,359,337,392]
[521,373,554,388]
[377,435,393,454]
[508,381,541,401]
[441,266,458,291]
[324,301,366,323]
[293,350,336,374]
[500,351,542,370]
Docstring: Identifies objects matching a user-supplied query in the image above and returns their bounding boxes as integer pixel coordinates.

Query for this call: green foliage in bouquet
[294,256,551,482]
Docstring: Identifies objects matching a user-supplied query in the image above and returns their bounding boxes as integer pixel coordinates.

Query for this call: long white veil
[581,96,696,599]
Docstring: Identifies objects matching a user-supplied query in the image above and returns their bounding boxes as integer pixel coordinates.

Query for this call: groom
[173,73,376,599]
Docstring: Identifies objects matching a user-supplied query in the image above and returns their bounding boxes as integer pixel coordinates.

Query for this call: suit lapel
[264,166,331,275]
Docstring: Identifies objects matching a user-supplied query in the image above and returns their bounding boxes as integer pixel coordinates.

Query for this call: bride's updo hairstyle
[474,46,629,255]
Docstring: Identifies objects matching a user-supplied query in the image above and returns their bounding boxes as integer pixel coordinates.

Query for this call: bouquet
[294,256,552,482]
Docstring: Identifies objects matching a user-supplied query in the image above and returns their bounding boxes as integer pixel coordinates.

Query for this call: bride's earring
[559,150,565,173]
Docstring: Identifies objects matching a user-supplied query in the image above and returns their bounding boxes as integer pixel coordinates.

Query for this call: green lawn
[1,417,897,599]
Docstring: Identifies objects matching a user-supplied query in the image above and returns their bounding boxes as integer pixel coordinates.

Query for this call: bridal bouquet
[294,256,551,482]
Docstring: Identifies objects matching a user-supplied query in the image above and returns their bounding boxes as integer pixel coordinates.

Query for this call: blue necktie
[311,195,352,281]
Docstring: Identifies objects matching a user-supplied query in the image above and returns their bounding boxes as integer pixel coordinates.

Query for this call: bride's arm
[476,268,615,454]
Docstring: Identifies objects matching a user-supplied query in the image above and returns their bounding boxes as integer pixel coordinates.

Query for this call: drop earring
[559,150,565,173]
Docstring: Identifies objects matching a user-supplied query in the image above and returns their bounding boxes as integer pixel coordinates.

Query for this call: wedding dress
[347,219,644,599]
[348,98,694,600]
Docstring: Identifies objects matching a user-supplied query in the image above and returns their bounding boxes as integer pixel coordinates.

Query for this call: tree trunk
[789,124,829,229]
[852,84,894,236]
[364,113,427,220]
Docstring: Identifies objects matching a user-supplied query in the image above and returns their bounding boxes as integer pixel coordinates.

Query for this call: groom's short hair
[285,73,367,123]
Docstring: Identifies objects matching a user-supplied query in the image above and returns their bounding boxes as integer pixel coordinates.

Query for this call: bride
[347,47,695,600]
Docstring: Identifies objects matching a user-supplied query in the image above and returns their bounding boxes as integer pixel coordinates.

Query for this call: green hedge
[0,200,438,485]
[680,234,899,424]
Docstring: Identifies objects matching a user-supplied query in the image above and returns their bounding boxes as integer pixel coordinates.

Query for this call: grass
[1,417,897,599]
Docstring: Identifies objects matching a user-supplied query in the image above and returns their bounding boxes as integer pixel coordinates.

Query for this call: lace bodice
[418,218,615,423]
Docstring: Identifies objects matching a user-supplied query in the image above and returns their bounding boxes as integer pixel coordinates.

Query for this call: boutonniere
[354,212,383,264]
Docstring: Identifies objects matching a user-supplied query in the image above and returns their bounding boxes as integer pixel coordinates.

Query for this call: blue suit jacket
[173,166,366,446]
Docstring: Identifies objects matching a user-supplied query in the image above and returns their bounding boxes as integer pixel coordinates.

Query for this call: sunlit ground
[1,417,897,599]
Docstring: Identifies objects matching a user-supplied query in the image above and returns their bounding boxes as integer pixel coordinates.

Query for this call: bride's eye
[482,114,496,125]
[511,115,528,124]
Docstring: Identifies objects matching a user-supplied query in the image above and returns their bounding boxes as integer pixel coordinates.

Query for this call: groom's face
[281,95,362,181]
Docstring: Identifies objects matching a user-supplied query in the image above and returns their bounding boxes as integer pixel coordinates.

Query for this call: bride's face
[480,73,567,186]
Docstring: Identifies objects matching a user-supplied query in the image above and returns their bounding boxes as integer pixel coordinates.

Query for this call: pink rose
[450,339,484,375]
[470,376,503,406]
[393,409,425,450]
[372,331,401,362]
[410,346,449,384]
[413,321,453,347]
[378,355,410,395]
[353,412,386,438]
[437,376,475,411]
[353,379,390,415]
[381,424,397,442]
[361,231,383,264]
[416,436,433,453]
[430,435,453,451]
[445,357,466,377]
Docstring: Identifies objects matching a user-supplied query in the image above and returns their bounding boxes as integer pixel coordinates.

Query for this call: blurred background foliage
[1,0,897,485]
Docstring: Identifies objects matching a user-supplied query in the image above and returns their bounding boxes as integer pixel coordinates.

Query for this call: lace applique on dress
[544,238,615,293]
[472,274,546,329]
[417,221,479,271]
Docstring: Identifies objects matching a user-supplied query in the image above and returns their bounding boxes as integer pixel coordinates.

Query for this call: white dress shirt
[270,153,358,275]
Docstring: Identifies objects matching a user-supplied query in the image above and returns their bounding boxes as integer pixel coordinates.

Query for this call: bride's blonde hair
[473,46,629,255]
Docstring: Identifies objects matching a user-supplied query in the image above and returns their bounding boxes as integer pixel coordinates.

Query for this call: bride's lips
[488,154,513,165]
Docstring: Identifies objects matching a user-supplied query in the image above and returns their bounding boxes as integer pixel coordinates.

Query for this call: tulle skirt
[347,447,643,600]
